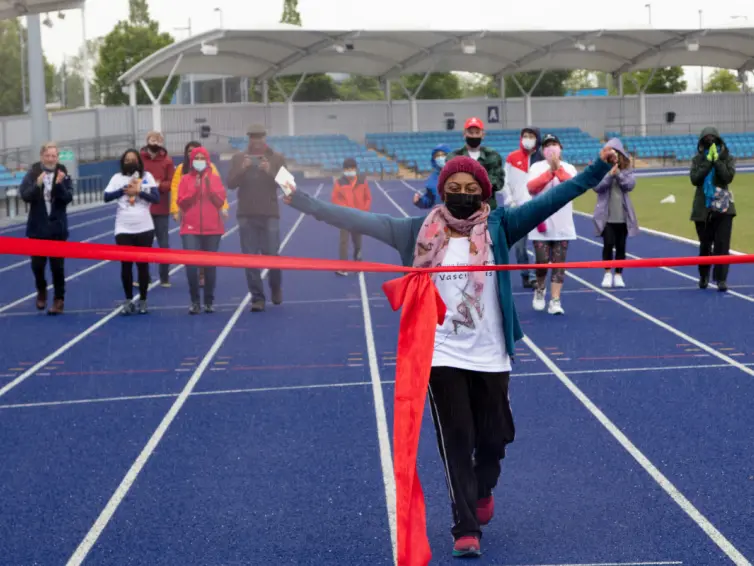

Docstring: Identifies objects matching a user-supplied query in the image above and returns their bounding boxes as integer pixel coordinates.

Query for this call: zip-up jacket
[140,147,175,216]
[177,147,227,236]
[170,161,229,216]
[502,128,544,208]
[332,173,372,211]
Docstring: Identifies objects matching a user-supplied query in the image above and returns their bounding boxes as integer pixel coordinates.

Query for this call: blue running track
[0,179,752,565]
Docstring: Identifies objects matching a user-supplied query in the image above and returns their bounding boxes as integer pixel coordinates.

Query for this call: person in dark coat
[689,127,736,292]
[19,142,74,315]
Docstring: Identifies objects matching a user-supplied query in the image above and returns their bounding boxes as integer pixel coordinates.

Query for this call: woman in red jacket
[177,147,227,314]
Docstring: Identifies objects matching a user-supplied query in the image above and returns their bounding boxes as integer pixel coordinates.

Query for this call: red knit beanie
[437,156,492,201]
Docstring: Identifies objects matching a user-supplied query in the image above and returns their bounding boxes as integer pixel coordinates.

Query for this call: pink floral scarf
[413,203,492,298]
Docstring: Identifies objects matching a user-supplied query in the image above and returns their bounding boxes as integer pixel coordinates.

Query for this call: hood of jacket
[431,143,451,169]
[520,127,545,165]
[605,137,630,160]
[698,126,724,153]
[188,146,212,173]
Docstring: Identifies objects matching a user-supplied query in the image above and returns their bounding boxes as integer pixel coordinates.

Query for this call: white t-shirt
[432,237,511,373]
[527,160,578,242]
[468,149,481,161]
[104,172,158,235]
[42,172,53,215]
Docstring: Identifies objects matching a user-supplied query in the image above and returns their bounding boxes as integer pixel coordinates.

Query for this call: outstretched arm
[287,188,416,251]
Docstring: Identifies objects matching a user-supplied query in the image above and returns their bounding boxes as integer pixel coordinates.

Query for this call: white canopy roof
[118,27,754,85]
[0,0,83,20]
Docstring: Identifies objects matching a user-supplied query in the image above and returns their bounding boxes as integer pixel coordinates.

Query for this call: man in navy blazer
[19,142,74,315]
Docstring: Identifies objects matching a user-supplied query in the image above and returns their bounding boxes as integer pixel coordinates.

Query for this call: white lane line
[574,233,754,304]
[0,228,115,274]
[0,200,238,313]
[0,221,241,399]
[65,184,322,566]
[502,561,682,566]
[0,205,109,234]
[523,336,751,566]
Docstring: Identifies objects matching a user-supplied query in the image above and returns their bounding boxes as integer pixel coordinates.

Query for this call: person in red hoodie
[331,158,372,276]
[177,147,227,314]
[141,131,175,287]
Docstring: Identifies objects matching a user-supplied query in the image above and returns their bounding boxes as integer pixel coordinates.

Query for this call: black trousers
[115,230,155,300]
[695,214,733,282]
[601,222,628,274]
[31,255,65,300]
[427,366,515,540]
[151,214,171,283]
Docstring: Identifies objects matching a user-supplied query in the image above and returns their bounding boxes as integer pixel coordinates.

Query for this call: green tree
[0,19,56,116]
[619,67,687,94]
[391,73,463,99]
[280,0,302,26]
[458,73,495,98]
[93,0,176,106]
[563,70,596,93]
[338,75,385,101]
[504,71,573,97]
[704,69,740,93]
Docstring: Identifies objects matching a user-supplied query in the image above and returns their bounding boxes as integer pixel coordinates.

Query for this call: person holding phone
[226,124,287,312]
[19,141,74,315]
[104,149,159,315]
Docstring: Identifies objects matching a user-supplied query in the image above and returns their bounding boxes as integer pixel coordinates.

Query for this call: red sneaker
[453,535,481,558]
[476,495,494,525]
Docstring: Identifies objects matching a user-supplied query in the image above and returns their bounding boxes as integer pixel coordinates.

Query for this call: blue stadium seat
[610,131,754,162]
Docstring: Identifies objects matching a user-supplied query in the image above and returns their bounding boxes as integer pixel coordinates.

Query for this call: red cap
[437,156,492,201]
[464,117,484,131]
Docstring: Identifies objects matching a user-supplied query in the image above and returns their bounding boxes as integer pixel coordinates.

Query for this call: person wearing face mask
[501,127,544,290]
[104,149,160,315]
[413,144,451,209]
[526,134,578,315]
[448,117,504,209]
[19,142,74,315]
[689,127,736,292]
[592,138,638,289]
[170,141,229,288]
[227,124,287,312]
[282,147,617,559]
[177,147,227,314]
[331,158,372,276]
[139,131,175,287]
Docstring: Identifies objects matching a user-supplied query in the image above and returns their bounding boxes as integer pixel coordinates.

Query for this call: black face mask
[445,193,482,219]
[465,136,482,149]
[123,163,138,176]
[147,144,161,153]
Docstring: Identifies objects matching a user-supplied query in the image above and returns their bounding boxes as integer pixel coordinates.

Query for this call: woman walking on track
[592,138,637,288]
[177,146,227,314]
[283,147,618,559]
[171,141,230,287]
[526,134,578,315]
[104,149,160,315]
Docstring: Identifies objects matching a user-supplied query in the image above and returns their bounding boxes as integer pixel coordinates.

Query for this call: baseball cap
[464,117,484,131]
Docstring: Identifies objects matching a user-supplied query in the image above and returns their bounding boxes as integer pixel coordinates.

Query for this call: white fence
[1,91,753,157]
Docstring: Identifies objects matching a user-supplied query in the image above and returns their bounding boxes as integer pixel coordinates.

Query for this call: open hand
[37,172,46,186]
[125,184,140,197]
[55,171,65,184]
[413,193,421,204]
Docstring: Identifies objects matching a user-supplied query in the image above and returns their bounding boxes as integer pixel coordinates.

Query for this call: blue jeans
[182,234,222,304]
[237,216,281,301]
[510,235,531,280]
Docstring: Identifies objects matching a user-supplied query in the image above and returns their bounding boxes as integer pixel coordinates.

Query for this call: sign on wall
[487,105,500,124]
[58,147,78,180]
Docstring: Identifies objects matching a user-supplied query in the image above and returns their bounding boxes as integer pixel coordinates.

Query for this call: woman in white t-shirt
[283,149,618,559]
[526,134,578,316]
[104,149,160,315]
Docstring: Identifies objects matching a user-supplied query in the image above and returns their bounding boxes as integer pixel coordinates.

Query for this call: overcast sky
[37,0,754,92]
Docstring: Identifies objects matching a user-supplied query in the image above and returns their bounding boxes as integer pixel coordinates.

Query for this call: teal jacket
[289,158,611,360]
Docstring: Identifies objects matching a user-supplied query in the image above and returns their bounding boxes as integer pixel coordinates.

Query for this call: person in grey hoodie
[591,138,637,288]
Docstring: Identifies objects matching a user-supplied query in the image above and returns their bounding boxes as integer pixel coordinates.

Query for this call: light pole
[699,10,704,93]
[174,19,193,104]
[214,7,224,29]
[645,3,651,25]
[81,5,90,108]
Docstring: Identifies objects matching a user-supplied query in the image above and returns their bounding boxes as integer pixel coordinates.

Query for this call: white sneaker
[601,272,613,288]
[533,288,546,311]
[613,273,625,288]
[548,298,565,315]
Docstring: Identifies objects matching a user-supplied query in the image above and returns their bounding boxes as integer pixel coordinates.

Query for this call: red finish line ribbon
[2,236,753,566]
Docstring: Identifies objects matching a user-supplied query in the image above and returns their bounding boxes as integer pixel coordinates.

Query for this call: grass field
[574,172,754,252]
